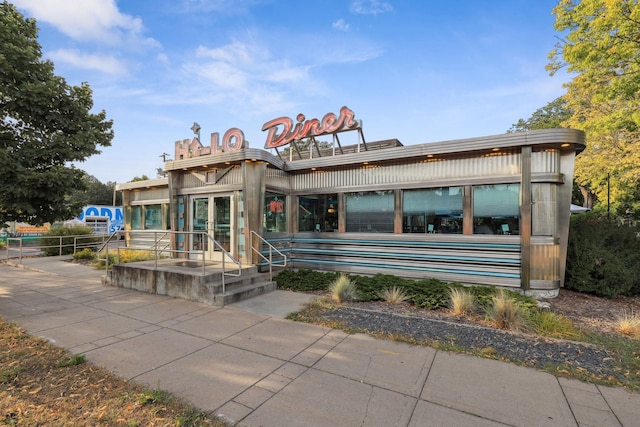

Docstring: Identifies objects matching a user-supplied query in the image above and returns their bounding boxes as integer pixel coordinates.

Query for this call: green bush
[274,269,340,292]
[72,248,96,260]
[39,226,99,256]
[565,213,640,297]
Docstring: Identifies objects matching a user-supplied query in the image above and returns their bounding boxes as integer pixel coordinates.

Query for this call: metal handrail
[100,230,242,296]
[4,233,110,263]
[206,234,241,296]
[250,231,287,281]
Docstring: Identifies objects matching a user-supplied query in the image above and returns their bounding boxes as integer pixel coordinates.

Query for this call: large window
[144,204,163,230]
[403,187,463,234]
[473,184,520,235]
[345,191,394,233]
[264,193,286,232]
[298,194,338,232]
[131,206,142,230]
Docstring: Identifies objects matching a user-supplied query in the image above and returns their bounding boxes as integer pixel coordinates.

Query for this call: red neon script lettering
[262,106,361,149]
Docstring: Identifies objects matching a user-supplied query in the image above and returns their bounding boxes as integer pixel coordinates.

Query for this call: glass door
[190,194,234,261]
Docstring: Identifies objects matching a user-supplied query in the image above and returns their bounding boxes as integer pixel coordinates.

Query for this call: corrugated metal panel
[178,167,244,188]
[530,244,559,281]
[265,167,289,191]
[130,188,169,201]
[275,235,522,287]
[291,153,521,191]
[532,184,557,236]
[532,150,560,173]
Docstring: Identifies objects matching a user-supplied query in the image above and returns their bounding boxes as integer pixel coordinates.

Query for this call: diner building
[116,107,586,297]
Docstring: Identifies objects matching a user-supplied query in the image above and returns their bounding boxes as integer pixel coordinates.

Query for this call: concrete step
[212,281,277,306]
[207,271,274,294]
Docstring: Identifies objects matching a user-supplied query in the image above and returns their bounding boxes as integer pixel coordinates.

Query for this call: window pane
[131,206,142,230]
[144,204,162,230]
[298,194,338,232]
[345,191,394,233]
[264,193,286,232]
[403,187,463,234]
[473,184,520,235]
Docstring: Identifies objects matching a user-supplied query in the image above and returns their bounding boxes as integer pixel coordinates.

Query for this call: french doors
[190,194,234,261]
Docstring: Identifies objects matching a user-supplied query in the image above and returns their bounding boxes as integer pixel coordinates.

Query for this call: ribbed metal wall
[266,234,523,288]
[178,166,244,189]
[531,150,560,173]
[265,167,289,192]
[530,244,559,282]
[130,188,169,201]
[291,153,522,191]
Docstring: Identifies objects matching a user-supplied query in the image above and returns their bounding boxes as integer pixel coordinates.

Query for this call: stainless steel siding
[532,150,560,173]
[291,153,522,191]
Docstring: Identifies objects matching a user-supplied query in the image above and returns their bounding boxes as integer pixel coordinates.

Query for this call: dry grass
[381,286,409,304]
[448,288,476,315]
[614,311,640,338]
[484,289,528,331]
[329,274,358,303]
[0,318,226,426]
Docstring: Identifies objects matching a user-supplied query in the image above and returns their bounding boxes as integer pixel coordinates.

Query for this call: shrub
[39,226,100,256]
[614,311,640,338]
[448,287,475,315]
[72,248,96,260]
[275,269,339,292]
[328,274,358,303]
[381,286,409,304]
[485,289,529,331]
[565,213,640,297]
[407,279,463,310]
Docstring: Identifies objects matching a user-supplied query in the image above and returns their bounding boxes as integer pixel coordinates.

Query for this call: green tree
[0,2,113,226]
[67,173,121,209]
[508,97,571,132]
[548,0,640,218]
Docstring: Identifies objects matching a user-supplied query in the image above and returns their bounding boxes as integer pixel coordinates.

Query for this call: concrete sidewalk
[1,257,638,426]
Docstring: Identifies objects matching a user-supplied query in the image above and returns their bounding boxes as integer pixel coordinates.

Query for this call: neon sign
[175,128,245,160]
[262,106,361,149]
[174,106,361,159]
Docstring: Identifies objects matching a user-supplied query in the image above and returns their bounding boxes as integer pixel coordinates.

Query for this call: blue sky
[12,0,569,184]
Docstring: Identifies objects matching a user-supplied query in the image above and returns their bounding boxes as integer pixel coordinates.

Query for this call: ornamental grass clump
[615,311,640,338]
[527,311,578,339]
[485,289,528,331]
[329,274,358,303]
[448,287,476,315]
[381,286,409,304]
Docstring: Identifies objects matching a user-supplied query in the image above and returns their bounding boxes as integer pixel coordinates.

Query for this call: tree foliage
[548,0,640,217]
[508,97,571,132]
[0,2,113,225]
[66,172,121,208]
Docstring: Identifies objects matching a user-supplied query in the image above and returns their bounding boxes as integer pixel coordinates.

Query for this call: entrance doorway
[190,194,234,261]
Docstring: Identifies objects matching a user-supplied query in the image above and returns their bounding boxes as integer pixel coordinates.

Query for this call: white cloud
[12,0,157,47]
[156,53,170,65]
[48,49,128,76]
[333,19,350,31]
[350,0,393,15]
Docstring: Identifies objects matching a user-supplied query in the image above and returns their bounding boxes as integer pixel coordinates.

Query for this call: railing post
[221,254,226,297]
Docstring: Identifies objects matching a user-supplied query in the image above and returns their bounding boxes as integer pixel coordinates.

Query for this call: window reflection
[403,187,463,234]
[144,204,162,230]
[264,193,286,232]
[473,184,520,235]
[298,194,338,232]
[345,191,394,233]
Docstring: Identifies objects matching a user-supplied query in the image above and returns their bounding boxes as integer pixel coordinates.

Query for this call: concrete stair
[105,261,277,306]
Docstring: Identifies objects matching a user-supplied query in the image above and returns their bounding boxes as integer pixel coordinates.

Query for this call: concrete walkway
[1,256,639,426]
